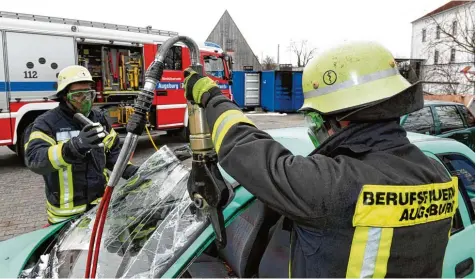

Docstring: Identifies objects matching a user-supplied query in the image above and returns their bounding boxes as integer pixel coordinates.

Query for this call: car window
[402,106,434,134]
[435,106,465,133]
[438,153,475,224]
[459,105,475,127]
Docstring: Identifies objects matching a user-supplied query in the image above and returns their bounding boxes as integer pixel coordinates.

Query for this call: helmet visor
[304,111,330,148]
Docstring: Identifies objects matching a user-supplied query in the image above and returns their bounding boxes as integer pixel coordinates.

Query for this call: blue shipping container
[261,71,303,112]
[231,71,245,108]
[292,72,304,111]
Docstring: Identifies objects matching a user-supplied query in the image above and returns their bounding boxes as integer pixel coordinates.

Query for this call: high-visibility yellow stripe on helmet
[25,131,56,151]
[212,110,255,154]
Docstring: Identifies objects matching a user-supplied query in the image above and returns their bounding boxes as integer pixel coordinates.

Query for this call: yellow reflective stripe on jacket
[47,200,86,217]
[346,227,394,278]
[103,128,118,150]
[47,142,70,170]
[25,131,56,150]
[56,164,75,210]
[47,212,73,224]
[212,110,255,154]
[353,177,458,227]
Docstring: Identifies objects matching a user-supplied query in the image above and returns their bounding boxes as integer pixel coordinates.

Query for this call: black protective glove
[63,122,106,159]
[122,164,140,180]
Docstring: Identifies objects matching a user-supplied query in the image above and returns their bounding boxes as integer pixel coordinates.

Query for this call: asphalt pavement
[0,113,305,241]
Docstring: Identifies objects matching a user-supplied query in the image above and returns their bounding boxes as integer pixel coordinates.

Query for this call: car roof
[425,100,464,106]
[405,131,450,143]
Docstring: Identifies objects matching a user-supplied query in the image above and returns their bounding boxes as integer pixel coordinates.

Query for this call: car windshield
[46,146,209,278]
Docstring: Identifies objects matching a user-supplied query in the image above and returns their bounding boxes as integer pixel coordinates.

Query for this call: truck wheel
[17,123,33,166]
[178,126,190,142]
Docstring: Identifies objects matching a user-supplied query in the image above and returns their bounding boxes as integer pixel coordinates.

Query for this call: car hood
[0,126,314,278]
[0,223,66,278]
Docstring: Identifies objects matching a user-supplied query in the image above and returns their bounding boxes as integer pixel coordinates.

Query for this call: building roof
[412,0,473,23]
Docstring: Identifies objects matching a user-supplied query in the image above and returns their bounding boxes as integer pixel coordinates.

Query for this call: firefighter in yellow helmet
[183,41,457,277]
[24,65,138,224]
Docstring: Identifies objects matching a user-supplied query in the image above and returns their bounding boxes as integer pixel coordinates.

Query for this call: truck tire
[17,123,33,166]
[178,126,190,142]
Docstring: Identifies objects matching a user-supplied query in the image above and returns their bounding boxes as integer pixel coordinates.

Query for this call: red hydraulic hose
[91,187,113,278]
[84,186,112,278]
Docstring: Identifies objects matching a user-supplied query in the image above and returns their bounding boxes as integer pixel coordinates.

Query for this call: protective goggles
[67,89,96,102]
[304,111,331,148]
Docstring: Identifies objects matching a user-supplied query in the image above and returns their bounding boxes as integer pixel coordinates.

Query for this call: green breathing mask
[67,89,95,116]
[304,111,330,148]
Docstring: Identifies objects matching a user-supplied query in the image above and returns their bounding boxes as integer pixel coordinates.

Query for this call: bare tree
[261,56,278,70]
[423,64,474,94]
[426,2,475,56]
[290,40,317,67]
[421,1,475,94]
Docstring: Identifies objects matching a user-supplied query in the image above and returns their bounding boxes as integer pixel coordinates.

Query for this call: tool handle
[73,113,109,136]
[73,113,94,127]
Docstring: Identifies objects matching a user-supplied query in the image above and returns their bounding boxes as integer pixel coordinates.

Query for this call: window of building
[436,25,441,39]
[422,29,426,42]
[402,106,435,134]
[434,105,465,133]
[452,21,458,36]
[434,50,439,64]
[450,48,456,63]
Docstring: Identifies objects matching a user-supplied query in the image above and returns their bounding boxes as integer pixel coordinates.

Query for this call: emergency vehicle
[0,11,233,161]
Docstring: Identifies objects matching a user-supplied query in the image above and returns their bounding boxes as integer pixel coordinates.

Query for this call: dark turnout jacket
[24,102,137,223]
[202,92,457,278]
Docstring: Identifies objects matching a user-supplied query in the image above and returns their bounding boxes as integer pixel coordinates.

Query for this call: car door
[457,105,475,150]
[400,106,436,135]
[435,152,475,278]
[434,105,472,149]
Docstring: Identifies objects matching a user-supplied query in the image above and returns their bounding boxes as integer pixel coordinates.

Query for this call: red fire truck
[0,11,233,161]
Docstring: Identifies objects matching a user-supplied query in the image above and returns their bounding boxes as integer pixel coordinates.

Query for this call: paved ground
[0,113,305,241]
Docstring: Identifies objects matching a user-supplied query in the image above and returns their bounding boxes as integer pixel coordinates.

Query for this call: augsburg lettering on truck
[353,177,458,227]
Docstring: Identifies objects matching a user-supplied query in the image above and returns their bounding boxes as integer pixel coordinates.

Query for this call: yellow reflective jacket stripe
[212,109,255,154]
[25,131,56,150]
[346,227,394,278]
[47,200,86,216]
[47,142,71,170]
[346,178,458,278]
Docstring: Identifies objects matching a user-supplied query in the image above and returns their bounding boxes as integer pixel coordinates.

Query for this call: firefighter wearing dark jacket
[24,65,139,224]
[183,41,458,278]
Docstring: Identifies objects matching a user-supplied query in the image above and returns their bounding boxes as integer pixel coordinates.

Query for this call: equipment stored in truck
[0,11,234,163]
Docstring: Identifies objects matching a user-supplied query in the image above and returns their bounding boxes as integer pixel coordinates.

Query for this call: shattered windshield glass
[39,146,209,278]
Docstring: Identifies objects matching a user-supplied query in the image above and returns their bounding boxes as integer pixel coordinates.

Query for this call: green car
[401,100,475,151]
[0,127,474,278]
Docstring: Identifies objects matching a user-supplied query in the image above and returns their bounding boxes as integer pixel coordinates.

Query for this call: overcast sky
[2,0,449,64]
